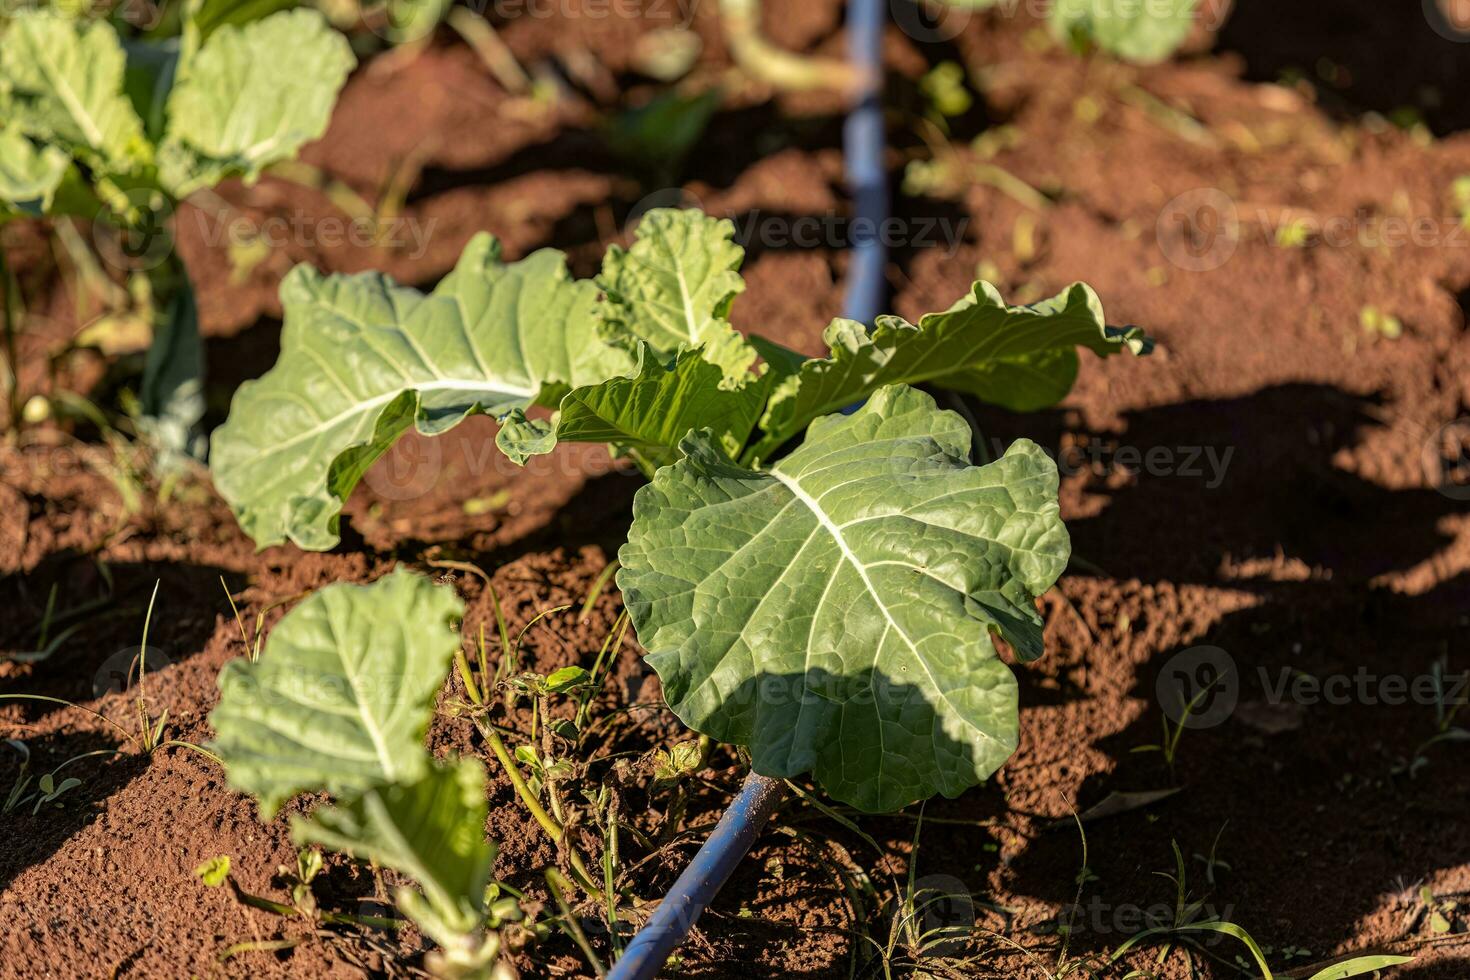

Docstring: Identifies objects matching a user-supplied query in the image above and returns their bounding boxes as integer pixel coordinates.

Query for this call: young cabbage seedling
[209,570,509,978]
[0,5,354,455]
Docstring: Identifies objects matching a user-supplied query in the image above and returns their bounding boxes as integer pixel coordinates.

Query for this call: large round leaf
[619,385,1069,811]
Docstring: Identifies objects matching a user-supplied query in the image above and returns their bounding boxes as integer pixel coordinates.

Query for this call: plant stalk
[473,717,603,901]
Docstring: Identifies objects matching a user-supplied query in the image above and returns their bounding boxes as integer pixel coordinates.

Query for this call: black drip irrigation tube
[606,1,890,976]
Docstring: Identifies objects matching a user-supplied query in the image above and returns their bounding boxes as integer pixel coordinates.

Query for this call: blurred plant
[1360,305,1403,341]
[0,2,354,455]
[1453,174,1470,230]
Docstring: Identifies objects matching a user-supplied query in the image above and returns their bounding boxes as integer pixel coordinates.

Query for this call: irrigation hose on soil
[607,0,890,975]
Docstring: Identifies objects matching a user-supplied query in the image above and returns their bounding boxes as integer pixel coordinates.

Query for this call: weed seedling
[219,578,310,663]
[1,581,219,765]
[196,848,403,933]
[2,739,112,816]
[1135,663,1232,774]
[1394,657,1470,778]
[854,811,998,979]
[1360,305,1403,341]
[1107,841,1414,978]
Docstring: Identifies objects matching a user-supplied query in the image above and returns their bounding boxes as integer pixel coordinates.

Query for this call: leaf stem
[0,694,140,749]
[545,867,607,977]
[473,717,603,901]
[577,560,620,623]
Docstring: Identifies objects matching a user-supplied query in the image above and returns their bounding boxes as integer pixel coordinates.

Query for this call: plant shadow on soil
[951,381,1470,959]
[967,381,1462,587]
[1216,0,1470,135]
[0,557,243,890]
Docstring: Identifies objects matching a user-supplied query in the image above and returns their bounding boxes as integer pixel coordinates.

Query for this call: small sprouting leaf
[652,739,705,785]
[210,237,633,550]
[157,10,355,197]
[294,758,495,946]
[494,410,557,466]
[669,740,704,773]
[597,208,757,385]
[544,665,592,694]
[748,281,1150,462]
[31,773,82,813]
[619,385,1069,811]
[208,568,464,817]
[0,11,149,174]
[548,345,770,467]
[1049,0,1199,64]
[297,847,323,884]
[195,855,231,887]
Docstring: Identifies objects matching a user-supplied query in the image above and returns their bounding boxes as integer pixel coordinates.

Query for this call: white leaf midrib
[767,466,1001,748]
[31,24,111,149]
[248,376,536,457]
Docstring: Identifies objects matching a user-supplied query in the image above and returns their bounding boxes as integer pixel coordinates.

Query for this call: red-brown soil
[4,1,1470,977]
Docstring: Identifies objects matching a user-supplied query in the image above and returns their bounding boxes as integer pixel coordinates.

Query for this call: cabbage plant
[210,206,1149,803]
[206,207,1149,971]
[209,569,508,977]
[0,4,354,453]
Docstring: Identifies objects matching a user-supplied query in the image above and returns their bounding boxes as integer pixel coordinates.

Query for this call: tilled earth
[3,1,1470,977]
